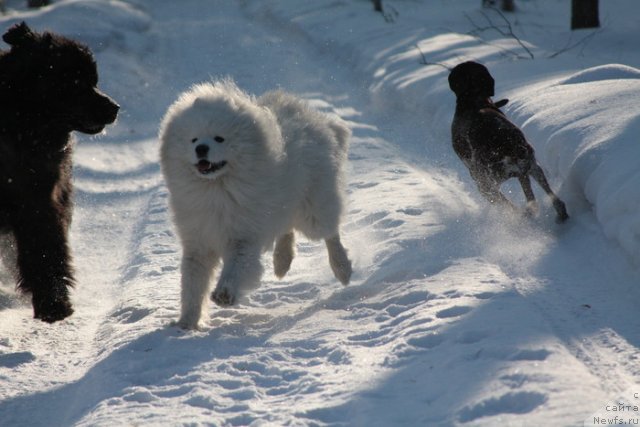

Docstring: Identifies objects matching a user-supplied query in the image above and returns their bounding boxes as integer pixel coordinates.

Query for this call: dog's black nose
[105,101,119,124]
[94,89,120,124]
[195,144,209,157]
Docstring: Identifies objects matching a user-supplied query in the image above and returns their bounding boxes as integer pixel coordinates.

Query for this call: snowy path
[1,1,640,426]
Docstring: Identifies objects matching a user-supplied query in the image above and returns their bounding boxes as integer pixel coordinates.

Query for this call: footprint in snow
[111,306,153,324]
[509,348,552,361]
[455,329,491,344]
[396,207,423,216]
[0,351,35,368]
[436,305,473,319]
[458,391,547,422]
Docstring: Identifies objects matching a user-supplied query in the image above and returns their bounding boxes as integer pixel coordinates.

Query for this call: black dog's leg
[13,203,74,322]
[518,174,538,217]
[529,163,569,223]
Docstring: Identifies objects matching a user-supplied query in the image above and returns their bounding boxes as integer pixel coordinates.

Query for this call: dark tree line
[27,0,51,7]
[482,0,514,12]
[374,0,600,30]
[483,0,599,29]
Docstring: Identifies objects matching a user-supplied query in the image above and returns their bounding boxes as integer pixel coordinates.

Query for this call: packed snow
[1,0,640,425]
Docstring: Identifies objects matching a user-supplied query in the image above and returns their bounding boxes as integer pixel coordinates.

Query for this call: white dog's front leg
[211,240,263,307]
[178,251,218,329]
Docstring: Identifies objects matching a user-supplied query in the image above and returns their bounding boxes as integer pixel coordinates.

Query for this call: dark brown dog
[0,22,119,322]
[448,61,568,223]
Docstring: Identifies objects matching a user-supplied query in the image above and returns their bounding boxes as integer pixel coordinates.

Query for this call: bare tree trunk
[571,0,599,29]
[501,0,515,12]
[27,0,50,7]
[483,0,515,11]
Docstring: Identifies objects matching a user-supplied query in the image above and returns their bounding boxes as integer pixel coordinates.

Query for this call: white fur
[159,80,352,329]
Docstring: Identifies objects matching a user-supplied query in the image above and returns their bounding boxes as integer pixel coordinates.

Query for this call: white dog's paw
[211,285,236,307]
[273,249,294,278]
[326,236,352,285]
[331,256,352,285]
[273,233,295,278]
[174,316,203,331]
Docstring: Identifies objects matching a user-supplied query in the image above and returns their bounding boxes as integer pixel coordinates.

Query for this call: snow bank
[511,65,640,261]
[1,0,149,51]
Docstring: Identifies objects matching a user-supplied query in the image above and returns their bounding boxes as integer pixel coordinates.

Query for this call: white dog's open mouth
[196,160,227,175]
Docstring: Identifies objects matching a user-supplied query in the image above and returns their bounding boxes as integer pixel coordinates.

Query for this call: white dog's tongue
[197,160,212,173]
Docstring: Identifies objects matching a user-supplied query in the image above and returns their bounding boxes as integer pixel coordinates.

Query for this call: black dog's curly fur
[448,61,568,223]
[0,22,119,322]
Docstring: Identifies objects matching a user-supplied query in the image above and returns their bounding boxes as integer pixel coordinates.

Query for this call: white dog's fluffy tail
[328,119,351,154]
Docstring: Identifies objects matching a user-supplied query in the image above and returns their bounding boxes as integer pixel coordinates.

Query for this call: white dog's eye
[214,136,225,143]
[191,138,198,143]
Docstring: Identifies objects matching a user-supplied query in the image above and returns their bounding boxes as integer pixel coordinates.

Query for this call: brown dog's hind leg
[529,164,569,223]
[518,174,538,217]
[474,172,518,213]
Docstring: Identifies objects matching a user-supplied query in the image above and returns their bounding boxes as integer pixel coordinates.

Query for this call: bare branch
[548,27,602,58]
[491,8,533,58]
[464,12,531,60]
[414,44,452,70]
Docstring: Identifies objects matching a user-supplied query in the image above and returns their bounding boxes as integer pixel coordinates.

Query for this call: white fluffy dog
[159,80,353,329]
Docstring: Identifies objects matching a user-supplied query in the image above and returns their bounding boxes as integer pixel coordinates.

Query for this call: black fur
[0,22,119,322]
[448,61,568,223]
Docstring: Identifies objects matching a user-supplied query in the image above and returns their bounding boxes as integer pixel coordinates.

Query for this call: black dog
[0,22,119,322]
[448,61,568,223]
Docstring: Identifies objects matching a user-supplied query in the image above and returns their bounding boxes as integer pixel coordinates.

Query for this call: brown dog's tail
[494,98,509,108]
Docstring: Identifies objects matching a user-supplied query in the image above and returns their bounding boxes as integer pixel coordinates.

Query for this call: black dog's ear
[448,66,467,96]
[3,22,37,47]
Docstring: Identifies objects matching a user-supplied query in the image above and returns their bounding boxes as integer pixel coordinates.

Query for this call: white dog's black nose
[195,144,209,158]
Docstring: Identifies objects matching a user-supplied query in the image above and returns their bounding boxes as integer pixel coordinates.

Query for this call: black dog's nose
[95,89,120,124]
[108,101,120,119]
[195,144,209,157]
[105,101,119,124]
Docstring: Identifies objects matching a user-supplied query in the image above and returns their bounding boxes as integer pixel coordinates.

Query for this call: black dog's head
[448,61,495,99]
[0,22,119,136]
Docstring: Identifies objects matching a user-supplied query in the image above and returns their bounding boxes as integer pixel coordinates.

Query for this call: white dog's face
[160,81,286,185]
[189,134,229,180]
[163,97,241,182]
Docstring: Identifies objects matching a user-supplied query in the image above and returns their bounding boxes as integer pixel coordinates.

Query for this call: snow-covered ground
[1,0,640,425]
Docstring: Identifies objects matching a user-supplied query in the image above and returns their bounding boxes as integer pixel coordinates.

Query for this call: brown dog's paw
[553,199,570,223]
[556,212,570,224]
